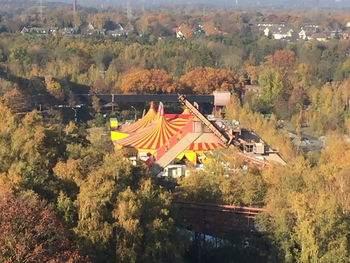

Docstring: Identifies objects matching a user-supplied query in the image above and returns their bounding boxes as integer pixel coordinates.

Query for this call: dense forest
[1,6,350,263]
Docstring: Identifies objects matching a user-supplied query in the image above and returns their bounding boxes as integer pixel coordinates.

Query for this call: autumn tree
[176,157,267,207]
[121,68,175,94]
[259,138,350,262]
[179,67,242,95]
[0,192,87,262]
[45,75,64,100]
[1,85,29,113]
[74,153,184,262]
[265,49,297,78]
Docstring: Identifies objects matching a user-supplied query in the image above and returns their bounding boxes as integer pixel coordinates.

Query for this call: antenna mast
[73,0,77,13]
[40,0,43,22]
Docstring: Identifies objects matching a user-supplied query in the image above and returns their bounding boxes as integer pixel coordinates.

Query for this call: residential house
[21,27,58,35]
[85,23,106,36]
[264,25,296,40]
[328,28,343,39]
[194,24,205,36]
[62,27,80,35]
[108,29,128,37]
[175,24,194,39]
[343,22,350,40]
[298,25,319,40]
[309,32,328,42]
[200,22,226,36]
[257,22,285,29]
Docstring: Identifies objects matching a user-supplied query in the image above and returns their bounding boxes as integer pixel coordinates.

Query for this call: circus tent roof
[188,142,224,151]
[115,103,187,152]
[120,102,157,133]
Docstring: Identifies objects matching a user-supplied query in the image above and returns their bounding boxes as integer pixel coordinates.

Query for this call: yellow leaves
[113,190,140,234]
[290,192,310,221]
[64,121,76,135]
[0,104,15,136]
[53,158,83,183]
[318,136,350,179]
[0,173,14,197]
[46,80,63,100]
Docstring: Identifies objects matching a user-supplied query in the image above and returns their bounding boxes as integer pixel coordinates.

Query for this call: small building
[21,27,58,35]
[108,29,127,37]
[200,22,227,36]
[175,24,194,39]
[158,164,187,178]
[85,28,106,36]
[273,27,296,40]
[213,90,231,114]
[309,32,328,42]
[328,29,343,39]
[298,25,319,40]
[62,27,80,35]
[264,25,296,40]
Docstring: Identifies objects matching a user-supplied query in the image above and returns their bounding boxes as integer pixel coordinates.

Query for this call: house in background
[201,22,227,36]
[298,24,319,40]
[264,25,296,40]
[85,23,106,36]
[21,27,58,35]
[309,32,328,42]
[62,27,80,35]
[174,24,194,39]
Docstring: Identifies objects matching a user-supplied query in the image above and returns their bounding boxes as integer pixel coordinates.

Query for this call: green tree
[258,69,283,112]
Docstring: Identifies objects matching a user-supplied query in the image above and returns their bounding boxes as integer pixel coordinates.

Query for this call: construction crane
[178,94,233,146]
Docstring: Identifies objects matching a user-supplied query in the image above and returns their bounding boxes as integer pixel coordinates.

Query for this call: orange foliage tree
[179,67,242,95]
[0,193,88,262]
[1,85,29,113]
[265,50,297,78]
[121,68,175,94]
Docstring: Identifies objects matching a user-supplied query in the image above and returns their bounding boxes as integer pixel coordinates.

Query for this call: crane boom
[178,94,231,146]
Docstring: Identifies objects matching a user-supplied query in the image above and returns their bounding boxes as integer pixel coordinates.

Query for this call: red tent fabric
[115,103,186,152]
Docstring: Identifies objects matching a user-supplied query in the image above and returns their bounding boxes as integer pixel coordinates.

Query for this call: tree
[74,153,184,262]
[114,180,183,263]
[258,69,283,112]
[45,75,64,100]
[179,67,242,95]
[265,50,296,78]
[92,95,101,113]
[0,193,87,262]
[121,68,175,94]
[1,85,29,113]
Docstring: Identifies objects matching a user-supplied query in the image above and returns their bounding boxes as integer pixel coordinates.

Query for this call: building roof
[201,22,221,35]
[119,102,157,133]
[177,24,194,39]
[310,32,328,39]
[115,103,185,152]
